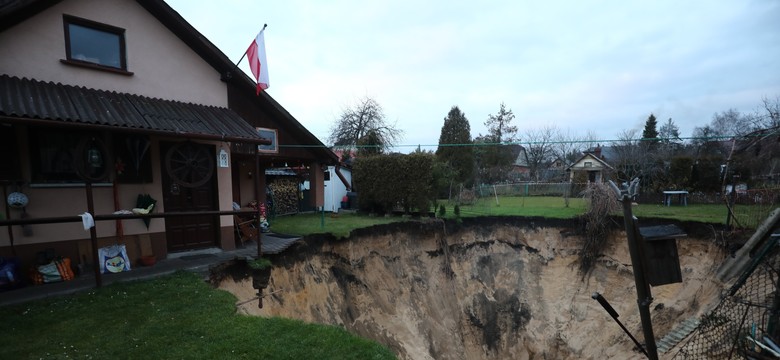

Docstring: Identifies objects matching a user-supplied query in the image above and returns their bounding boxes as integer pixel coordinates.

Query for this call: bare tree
[524,126,557,181]
[328,96,403,153]
[758,95,780,130]
[610,129,645,182]
[552,127,592,167]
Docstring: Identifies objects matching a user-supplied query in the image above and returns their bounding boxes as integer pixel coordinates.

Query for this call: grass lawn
[271,196,742,237]
[631,203,728,224]
[271,212,406,238]
[0,272,395,360]
[441,196,587,219]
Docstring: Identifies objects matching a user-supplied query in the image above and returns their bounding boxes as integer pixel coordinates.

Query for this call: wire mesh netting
[451,182,590,201]
[673,235,780,359]
[730,188,780,230]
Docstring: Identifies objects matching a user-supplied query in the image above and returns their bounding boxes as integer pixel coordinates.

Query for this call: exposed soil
[215,216,730,359]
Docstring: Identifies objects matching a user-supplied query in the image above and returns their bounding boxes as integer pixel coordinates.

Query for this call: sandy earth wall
[218,218,726,360]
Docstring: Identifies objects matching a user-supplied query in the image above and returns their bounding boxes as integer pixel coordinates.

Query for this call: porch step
[657,317,700,354]
[261,233,302,254]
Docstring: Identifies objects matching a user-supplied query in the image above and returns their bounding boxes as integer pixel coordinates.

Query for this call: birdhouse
[639,224,686,286]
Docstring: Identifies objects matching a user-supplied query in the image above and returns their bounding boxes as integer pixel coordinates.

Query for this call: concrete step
[658,317,700,354]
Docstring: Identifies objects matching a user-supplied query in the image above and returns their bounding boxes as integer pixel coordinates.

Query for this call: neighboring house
[566,146,614,183]
[0,0,336,270]
[540,158,568,182]
[510,145,530,180]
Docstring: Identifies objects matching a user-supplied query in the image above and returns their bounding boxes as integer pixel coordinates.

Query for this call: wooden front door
[160,141,218,252]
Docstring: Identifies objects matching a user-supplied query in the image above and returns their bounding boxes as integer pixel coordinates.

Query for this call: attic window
[62,15,131,74]
[584,161,593,167]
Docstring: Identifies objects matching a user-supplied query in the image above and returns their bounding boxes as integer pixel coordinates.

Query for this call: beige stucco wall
[0,0,242,250]
[216,143,235,228]
[0,135,165,247]
[0,137,241,248]
[0,0,227,107]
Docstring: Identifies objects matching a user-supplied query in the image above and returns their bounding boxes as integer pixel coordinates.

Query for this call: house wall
[0,0,227,107]
[568,154,608,182]
[0,0,245,260]
[0,134,240,258]
[309,163,325,209]
[234,159,262,207]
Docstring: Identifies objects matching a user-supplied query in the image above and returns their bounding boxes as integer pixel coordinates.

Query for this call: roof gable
[0,0,336,161]
[566,153,614,171]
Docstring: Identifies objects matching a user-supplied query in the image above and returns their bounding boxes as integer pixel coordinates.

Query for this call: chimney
[594,144,602,158]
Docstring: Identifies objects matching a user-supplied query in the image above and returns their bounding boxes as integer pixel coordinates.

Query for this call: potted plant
[248,257,272,289]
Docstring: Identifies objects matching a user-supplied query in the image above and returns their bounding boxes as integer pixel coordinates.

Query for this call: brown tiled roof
[0,75,268,144]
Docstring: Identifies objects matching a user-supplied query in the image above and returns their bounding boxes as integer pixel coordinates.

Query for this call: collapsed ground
[214,216,731,360]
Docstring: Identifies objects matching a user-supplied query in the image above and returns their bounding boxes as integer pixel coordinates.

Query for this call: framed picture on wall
[256,127,278,153]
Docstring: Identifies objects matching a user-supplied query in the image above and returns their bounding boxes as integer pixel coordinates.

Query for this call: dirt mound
[217,217,727,359]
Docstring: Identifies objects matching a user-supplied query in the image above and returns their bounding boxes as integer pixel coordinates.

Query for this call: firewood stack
[268,178,299,215]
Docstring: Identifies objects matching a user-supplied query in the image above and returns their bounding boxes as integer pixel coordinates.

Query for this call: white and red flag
[246,27,269,94]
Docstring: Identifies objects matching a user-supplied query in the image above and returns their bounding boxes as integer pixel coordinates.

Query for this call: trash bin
[347,192,358,210]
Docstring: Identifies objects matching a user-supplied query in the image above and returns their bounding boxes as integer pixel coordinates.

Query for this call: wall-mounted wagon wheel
[164,142,214,188]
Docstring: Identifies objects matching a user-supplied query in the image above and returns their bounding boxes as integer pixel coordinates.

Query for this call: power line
[279,134,764,150]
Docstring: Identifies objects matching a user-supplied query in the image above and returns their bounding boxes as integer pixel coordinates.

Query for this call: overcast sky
[167,0,780,151]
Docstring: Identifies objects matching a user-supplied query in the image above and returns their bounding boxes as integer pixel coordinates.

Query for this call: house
[566,146,614,183]
[0,0,337,272]
[510,145,530,180]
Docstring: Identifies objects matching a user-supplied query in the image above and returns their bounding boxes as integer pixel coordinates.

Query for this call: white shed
[323,166,352,212]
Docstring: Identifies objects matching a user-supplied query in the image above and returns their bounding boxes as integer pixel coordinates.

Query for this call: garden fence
[729,187,780,230]
[672,233,780,359]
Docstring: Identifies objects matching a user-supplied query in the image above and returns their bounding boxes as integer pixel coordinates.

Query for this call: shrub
[579,182,619,275]
[438,204,446,217]
[353,152,436,214]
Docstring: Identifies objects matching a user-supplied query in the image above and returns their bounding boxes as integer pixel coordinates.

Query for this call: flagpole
[235,23,267,68]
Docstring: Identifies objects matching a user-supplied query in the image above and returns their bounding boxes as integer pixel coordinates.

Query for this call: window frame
[28,127,111,185]
[256,127,279,154]
[61,14,132,75]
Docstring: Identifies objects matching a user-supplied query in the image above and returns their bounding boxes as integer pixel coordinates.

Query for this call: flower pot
[251,267,272,289]
[139,255,156,267]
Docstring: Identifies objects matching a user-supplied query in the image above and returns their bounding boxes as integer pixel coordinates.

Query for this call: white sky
[166,0,780,151]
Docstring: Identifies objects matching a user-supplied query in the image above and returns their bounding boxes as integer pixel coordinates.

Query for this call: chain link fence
[449,182,590,203]
[673,234,780,359]
[729,188,780,230]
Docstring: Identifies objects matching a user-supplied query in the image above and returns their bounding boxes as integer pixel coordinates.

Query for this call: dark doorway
[160,141,218,252]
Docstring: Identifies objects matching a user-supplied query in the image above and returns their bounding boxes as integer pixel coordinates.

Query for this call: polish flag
[246,28,269,94]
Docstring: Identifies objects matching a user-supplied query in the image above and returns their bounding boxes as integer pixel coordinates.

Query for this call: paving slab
[0,233,301,306]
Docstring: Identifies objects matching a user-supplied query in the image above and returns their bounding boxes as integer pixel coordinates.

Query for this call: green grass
[271,212,406,238]
[271,196,748,238]
[0,272,396,360]
[631,203,728,224]
[442,196,587,219]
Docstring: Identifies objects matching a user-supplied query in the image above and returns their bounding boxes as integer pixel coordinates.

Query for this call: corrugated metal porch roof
[0,75,268,144]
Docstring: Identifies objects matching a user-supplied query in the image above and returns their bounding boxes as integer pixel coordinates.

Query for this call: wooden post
[85,182,102,288]
[255,155,262,258]
[613,179,658,360]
